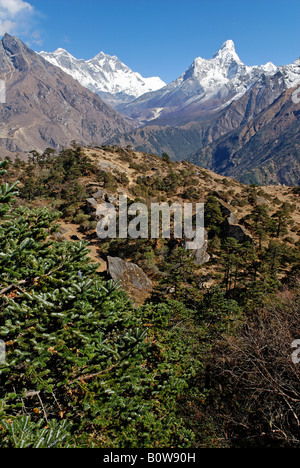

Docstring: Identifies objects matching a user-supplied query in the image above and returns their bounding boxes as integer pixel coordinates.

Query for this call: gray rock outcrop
[223,219,253,244]
[107,256,152,305]
[185,229,210,265]
[215,197,253,244]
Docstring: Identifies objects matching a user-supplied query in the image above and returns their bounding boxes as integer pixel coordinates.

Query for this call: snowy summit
[39,48,166,108]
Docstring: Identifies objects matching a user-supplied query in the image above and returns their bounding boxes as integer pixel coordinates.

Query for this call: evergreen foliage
[0,151,299,448]
[0,164,199,447]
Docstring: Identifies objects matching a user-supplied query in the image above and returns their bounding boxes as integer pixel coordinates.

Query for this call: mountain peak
[1,33,25,50]
[40,48,166,106]
[220,39,236,51]
[53,48,69,55]
[90,51,119,62]
[261,61,277,73]
[213,39,242,64]
[1,33,36,72]
[189,39,244,82]
[91,51,106,59]
[1,33,17,42]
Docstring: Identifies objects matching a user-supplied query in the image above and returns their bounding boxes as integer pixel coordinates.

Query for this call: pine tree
[205,196,225,237]
[0,164,195,448]
[243,205,273,250]
[272,203,293,238]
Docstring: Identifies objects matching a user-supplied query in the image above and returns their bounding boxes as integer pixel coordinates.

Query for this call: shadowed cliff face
[189,87,300,186]
[109,73,288,161]
[0,34,136,157]
[0,33,40,73]
[116,39,296,127]
[109,76,300,186]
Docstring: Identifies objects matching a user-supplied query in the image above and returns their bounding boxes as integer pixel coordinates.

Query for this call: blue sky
[1,0,300,83]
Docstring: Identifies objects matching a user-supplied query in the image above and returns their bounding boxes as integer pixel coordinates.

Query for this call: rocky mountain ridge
[39,48,166,109]
[117,40,300,125]
[0,34,136,157]
[108,72,290,160]
[189,86,300,185]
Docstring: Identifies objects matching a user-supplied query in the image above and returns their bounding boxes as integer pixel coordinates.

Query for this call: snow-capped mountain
[39,48,166,108]
[118,40,300,125]
[279,57,300,88]
[0,34,135,157]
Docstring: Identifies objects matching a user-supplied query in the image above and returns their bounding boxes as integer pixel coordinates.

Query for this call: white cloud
[0,0,34,36]
[0,0,32,16]
[0,19,15,35]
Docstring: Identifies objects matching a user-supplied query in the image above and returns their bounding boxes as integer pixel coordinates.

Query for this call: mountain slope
[118,40,299,126]
[108,72,289,160]
[189,87,300,185]
[0,34,136,157]
[108,42,300,163]
[39,48,166,108]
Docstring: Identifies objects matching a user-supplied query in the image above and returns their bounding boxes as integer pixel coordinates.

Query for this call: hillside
[189,87,300,185]
[0,145,299,448]
[39,48,166,108]
[0,34,135,158]
[4,144,299,301]
[108,72,289,161]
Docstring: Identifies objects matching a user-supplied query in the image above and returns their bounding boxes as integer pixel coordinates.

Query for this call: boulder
[107,256,152,306]
[86,198,98,214]
[185,229,210,266]
[227,211,238,226]
[194,238,211,266]
[52,226,68,240]
[221,203,252,244]
[105,193,117,205]
[257,196,270,206]
[86,197,117,221]
[96,203,116,222]
[98,161,118,171]
[92,189,106,200]
[214,197,253,244]
[223,219,253,244]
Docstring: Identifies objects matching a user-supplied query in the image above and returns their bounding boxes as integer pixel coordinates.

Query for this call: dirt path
[58,221,107,273]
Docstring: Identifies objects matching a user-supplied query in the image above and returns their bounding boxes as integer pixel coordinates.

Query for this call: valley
[0,34,299,185]
[0,24,299,449]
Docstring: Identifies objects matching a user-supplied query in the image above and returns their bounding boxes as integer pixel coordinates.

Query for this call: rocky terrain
[108,72,289,161]
[39,48,166,108]
[1,143,299,448]
[189,86,300,185]
[0,34,135,158]
[0,34,299,187]
[26,145,297,302]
